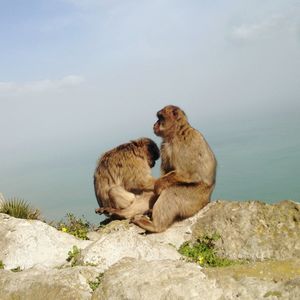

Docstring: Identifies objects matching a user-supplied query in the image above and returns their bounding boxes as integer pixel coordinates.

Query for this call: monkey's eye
[157,113,164,121]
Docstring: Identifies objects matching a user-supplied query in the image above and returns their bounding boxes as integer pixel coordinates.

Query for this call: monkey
[96,190,157,220]
[132,105,217,232]
[94,137,160,219]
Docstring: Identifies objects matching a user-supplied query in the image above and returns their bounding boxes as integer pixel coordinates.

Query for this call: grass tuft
[88,273,104,291]
[11,266,22,272]
[179,233,244,267]
[0,198,40,220]
[58,213,90,240]
[66,245,81,267]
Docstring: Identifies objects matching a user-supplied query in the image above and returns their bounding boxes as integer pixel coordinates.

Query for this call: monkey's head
[136,138,160,168]
[154,105,188,138]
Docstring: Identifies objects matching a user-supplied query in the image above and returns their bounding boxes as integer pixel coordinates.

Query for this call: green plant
[0,198,40,220]
[0,261,4,269]
[179,233,242,267]
[66,245,81,267]
[58,213,90,240]
[264,291,282,298]
[88,273,104,291]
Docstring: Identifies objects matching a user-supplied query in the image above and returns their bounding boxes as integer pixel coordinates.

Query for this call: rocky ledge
[0,200,299,300]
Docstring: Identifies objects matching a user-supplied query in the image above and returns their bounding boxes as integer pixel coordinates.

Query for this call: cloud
[0,75,85,95]
[231,15,297,41]
[63,0,116,9]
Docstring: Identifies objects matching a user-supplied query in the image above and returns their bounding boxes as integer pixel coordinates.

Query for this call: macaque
[133,105,217,232]
[94,138,159,218]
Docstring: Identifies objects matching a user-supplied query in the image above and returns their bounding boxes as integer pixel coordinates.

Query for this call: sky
[0,0,300,223]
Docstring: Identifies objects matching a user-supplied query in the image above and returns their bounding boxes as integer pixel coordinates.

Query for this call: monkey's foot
[95,207,105,214]
[132,214,149,222]
[132,215,158,232]
[95,207,116,215]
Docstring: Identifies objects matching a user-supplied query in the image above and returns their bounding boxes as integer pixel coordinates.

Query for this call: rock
[97,219,132,234]
[204,259,300,282]
[0,213,91,269]
[92,258,223,300]
[146,202,215,248]
[1,200,300,299]
[86,231,102,241]
[192,200,300,260]
[79,230,181,272]
[0,266,99,300]
[203,259,300,300]
[0,193,5,206]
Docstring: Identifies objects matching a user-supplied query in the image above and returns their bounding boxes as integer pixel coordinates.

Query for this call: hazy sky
[1,0,299,222]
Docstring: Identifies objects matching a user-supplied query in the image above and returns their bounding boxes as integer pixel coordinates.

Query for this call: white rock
[146,202,216,248]
[92,258,223,300]
[0,266,99,300]
[0,193,5,207]
[80,230,181,271]
[0,213,91,269]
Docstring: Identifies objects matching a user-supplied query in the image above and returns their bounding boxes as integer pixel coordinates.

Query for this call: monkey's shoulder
[100,142,145,160]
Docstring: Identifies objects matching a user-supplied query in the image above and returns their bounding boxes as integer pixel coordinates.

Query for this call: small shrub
[0,261,4,269]
[11,266,22,272]
[66,245,81,267]
[179,233,242,267]
[264,291,282,298]
[0,198,40,220]
[88,273,104,291]
[58,213,90,240]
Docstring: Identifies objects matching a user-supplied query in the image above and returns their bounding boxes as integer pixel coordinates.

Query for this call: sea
[1,110,299,225]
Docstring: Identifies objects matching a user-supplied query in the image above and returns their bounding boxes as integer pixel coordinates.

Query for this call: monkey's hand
[154,171,178,195]
[154,179,168,195]
[155,171,195,195]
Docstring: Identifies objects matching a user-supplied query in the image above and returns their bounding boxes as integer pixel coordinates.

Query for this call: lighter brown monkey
[94,138,159,218]
[132,105,217,232]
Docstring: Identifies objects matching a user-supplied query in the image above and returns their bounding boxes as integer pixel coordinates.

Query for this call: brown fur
[132,105,217,232]
[94,138,159,218]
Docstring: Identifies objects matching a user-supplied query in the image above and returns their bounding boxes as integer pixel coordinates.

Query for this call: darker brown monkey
[133,105,217,232]
[94,138,159,218]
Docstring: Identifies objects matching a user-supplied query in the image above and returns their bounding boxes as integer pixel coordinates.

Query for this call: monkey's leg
[133,191,178,233]
[137,177,156,191]
[100,192,154,219]
[108,186,136,209]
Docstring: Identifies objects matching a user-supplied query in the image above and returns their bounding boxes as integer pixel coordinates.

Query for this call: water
[209,113,300,203]
[1,112,299,224]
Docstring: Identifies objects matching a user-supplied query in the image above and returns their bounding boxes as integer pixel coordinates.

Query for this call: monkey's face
[153,111,165,137]
[154,105,186,137]
[140,138,160,168]
[147,140,160,168]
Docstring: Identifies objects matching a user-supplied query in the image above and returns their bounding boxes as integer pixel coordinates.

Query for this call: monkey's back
[94,142,149,207]
[161,125,217,185]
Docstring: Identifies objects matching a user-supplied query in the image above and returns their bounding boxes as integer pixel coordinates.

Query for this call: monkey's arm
[154,171,194,195]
